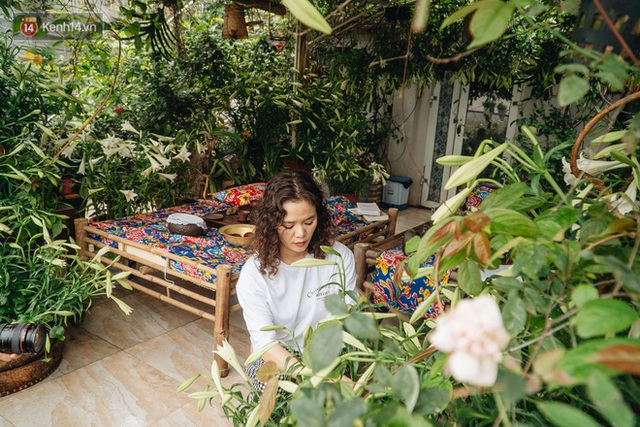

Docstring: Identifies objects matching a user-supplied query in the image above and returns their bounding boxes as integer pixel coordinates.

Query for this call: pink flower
[429,295,509,387]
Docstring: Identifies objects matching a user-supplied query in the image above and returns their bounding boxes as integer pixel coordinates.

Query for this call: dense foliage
[0,38,131,341]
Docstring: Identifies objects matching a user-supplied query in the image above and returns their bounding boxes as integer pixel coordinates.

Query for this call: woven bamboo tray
[0,339,64,397]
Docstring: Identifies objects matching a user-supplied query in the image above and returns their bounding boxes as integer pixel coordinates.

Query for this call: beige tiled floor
[0,207,431,427]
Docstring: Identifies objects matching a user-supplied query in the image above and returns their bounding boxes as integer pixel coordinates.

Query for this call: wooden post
[214,264,232,377]
[354,242,370,293]
[387,208,399,238]
[74,217,89,255]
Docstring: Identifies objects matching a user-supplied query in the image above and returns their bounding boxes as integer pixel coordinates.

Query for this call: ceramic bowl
[219,224,256,246]
[203,212,224,226]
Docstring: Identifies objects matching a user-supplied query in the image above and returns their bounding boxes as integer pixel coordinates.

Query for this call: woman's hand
[0,352,21,364]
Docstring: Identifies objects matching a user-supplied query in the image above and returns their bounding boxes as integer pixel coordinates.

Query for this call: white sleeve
[236,258,277,351]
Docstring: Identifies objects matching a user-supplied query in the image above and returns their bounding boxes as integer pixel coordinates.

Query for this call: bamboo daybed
[74,183,398,376]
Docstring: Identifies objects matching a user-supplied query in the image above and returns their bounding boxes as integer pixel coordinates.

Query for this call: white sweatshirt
[236,241,356,353]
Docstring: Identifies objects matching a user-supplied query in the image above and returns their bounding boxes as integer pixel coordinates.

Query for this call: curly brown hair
[253,169,334,277]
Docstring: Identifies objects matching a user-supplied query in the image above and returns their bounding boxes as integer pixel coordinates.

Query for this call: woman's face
[277,199,318,264]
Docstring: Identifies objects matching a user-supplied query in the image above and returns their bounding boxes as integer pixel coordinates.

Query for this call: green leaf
[479,182,530,211]
[391,365,420,412]
[328,398,367,427]
[573,299,637,338]
[467,0,515,49]
[557,74,590,106]
[305,323,344,371]
[281,0,332,34]
[586,371,636,427]
[593,54,629,92]
[599,255,640,293]
[440,1,483,29]
[486,208,539,237]
[457,259,483,296]
[534,206,580,240]
[495,367,526,405]
[325,294,348,315]
[291,398,325,427]
[502,296,527,336]
[414,387,451,415]
[557,338,640,382]
[538,402,602,427]
[571,285,598,308]
[555,63,590,75]
[345,312,380,340]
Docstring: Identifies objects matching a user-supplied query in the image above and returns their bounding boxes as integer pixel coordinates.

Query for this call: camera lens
[0,323,46,354]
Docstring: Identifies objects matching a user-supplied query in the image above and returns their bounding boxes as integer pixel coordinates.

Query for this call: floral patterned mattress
[87,183,381,284]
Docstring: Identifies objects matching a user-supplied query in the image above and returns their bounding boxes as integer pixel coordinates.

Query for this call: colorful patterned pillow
[466,184,494,212]
[210,183,266,208]
[326,195,361,227]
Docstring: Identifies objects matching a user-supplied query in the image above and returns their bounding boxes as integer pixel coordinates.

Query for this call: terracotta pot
[61,177,74,195]
[237,209,250,222]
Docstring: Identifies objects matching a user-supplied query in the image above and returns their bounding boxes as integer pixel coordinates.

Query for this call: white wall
[386,84,436,207]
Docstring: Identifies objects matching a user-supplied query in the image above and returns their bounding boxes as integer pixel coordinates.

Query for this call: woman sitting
[236,169,357,391]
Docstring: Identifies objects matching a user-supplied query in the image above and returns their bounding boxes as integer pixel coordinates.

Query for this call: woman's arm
[261,345,303,377]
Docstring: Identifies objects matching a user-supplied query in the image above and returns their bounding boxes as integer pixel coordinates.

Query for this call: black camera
[0,323,46,354]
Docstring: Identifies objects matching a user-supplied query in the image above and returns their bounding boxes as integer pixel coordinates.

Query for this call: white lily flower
[87,187,103,195]
[174,144,191,162]
[562,155,628,186]
[149,152,171,171]
[429,295,509,387]
[118,141,136,158]
[61,144,75,159]
[140,166,153,178]
[89,156,104,167]
[120,189,138,202]
[99,135,122,158]
[78,154,86,175]
[121,120,138,134]
[158,173,177,182]
[610,183,638,216]
[214,340,250,383]
[562,157,578,186]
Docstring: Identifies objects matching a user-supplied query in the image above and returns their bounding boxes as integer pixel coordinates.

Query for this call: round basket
[0,339,64,397]
[219,224,256,246]
[167,213,207,237]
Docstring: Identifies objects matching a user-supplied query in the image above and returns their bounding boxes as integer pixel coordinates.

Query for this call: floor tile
[149,400,233,427]
[0,351,189,427]
[57,325,121,375]
[80,291,199,350]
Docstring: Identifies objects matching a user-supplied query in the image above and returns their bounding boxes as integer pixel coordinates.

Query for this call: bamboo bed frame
[74,207,398,376]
